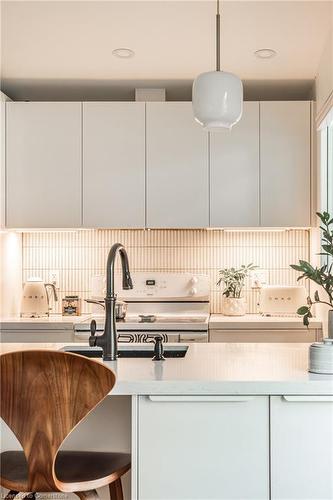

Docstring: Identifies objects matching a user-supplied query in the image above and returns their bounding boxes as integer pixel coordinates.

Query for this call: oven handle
[74,331,208,343]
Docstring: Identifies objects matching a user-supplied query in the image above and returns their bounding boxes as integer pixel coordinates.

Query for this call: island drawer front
[209,329,319,343]
[271,395,333,500]
[138,395,269,500]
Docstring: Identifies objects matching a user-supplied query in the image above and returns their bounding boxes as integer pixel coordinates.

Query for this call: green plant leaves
[290,212,333,327]
[217,263,258,299]
[297,306,309,315]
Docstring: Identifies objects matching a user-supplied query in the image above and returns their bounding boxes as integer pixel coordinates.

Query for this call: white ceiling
[1,1,332,100]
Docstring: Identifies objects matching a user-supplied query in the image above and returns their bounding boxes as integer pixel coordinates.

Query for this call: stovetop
[75,313,209,332]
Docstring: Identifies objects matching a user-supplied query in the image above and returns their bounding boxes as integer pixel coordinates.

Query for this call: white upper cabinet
[6,102,82,228]
[146,102,209,228]
[260,101,311,227]
[83,102,145,228]
[210,102,260,227]
[5,100,312,229]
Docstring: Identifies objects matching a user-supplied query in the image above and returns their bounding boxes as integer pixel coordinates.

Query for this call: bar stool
[0,350,130,500]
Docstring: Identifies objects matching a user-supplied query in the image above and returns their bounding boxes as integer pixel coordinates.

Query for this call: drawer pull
[148,396,255,402]
[283,396,333,403]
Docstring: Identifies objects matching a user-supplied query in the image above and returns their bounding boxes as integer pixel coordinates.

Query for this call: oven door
[74,330,208,343]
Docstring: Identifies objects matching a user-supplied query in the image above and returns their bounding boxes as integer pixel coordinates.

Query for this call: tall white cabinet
[146,102,209,228]
[210,102,260,227]
[6,102,82,227]
[271,395,333,500]
[260,101,311,227]
[83,102,145,228]
[138,395,269,500]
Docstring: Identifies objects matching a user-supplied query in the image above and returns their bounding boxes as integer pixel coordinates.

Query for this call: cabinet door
[209,329,318,343]
[260,101,311,227]
[146,102,209,228]
[6,102,81,227]
[271,395,333,499]
[210,102,259,227]
[138,395,269,500]
[83,102,145,228]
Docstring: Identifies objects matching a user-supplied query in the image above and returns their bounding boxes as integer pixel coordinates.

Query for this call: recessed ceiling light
[112,48,135,59]
[254,48,277,59]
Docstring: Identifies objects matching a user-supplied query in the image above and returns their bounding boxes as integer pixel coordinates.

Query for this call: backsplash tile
[22,229,310,314]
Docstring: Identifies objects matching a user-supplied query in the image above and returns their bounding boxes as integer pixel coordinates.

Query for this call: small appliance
[21,277,58,317]
[309,338,333,374]
[259,285,308,317]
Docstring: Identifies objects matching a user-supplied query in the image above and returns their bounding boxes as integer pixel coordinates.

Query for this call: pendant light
[192,0,243,130]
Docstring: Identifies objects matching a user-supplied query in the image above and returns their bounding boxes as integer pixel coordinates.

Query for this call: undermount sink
[61,345,188,358]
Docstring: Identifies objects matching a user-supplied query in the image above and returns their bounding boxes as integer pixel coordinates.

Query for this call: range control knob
[189,287,197,296]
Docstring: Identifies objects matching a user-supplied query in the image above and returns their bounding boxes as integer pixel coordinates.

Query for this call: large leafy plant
[290,212,333,326]
[217,264,257,299]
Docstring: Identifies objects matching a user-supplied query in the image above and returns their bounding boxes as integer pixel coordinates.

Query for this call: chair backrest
[0,350,115,492]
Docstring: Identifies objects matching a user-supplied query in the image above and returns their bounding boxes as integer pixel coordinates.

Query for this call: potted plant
[291,211,333,336]
[217,264,257,316]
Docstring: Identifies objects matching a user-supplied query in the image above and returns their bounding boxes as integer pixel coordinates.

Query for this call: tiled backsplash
[22,229,310,314]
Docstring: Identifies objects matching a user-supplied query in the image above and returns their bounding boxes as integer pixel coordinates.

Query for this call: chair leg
[109,479,124,500]
[75,490,99,500]
[4,491,18,500]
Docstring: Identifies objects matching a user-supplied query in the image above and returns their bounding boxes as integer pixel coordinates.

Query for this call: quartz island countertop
[1,342,332,396]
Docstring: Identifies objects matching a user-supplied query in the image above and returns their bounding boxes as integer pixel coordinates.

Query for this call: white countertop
[1,313,322,331]
[209,314,322,330]
[0,314,91,330]
[1,342,332,396]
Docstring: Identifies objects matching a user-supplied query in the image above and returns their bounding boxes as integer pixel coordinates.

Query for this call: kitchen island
[1,342,333,500]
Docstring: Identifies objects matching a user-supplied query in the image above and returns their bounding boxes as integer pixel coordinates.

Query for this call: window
[320,107,333,213]
[320,108,333,268]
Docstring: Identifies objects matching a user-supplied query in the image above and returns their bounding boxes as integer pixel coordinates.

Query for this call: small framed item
[62,295,81,316]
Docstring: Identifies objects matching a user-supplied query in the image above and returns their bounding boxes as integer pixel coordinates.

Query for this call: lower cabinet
[271,395,333,500]
[209,328,322,343]
[0,329,75,343]
[138,395,269,500]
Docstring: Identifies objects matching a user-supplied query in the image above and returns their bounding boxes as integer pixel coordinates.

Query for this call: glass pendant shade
[192,70,243,130]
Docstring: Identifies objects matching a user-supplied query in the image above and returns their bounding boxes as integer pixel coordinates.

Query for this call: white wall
[0,93,22,318]
[0,91,11,229]
[0,231,22,317]
[315,26,333,121]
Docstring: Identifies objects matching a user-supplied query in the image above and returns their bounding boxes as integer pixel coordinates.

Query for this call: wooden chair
[0,350,130,500]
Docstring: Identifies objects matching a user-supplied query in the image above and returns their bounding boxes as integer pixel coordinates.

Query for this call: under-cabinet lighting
[7,228,90,233]
[207,227,311,232]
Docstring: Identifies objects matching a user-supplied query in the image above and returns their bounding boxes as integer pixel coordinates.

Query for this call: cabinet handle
[283,396,333,403]
[148,396,255,402]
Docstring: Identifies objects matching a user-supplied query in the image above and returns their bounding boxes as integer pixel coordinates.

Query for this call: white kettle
[21,277,58,317]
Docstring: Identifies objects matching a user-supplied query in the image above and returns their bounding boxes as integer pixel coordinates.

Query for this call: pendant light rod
[216,0,221,71]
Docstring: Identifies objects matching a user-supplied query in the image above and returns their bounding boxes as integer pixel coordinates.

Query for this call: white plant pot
[328,310,333,338]
[222,297,246,316]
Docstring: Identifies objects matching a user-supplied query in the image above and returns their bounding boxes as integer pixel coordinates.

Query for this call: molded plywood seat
[1,451,131,492]
[0,350,130,500]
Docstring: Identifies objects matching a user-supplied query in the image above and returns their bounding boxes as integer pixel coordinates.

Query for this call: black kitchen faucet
[89,243,133,360]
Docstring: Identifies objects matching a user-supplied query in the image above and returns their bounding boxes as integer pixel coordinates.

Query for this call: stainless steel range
[74,272,210,343]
